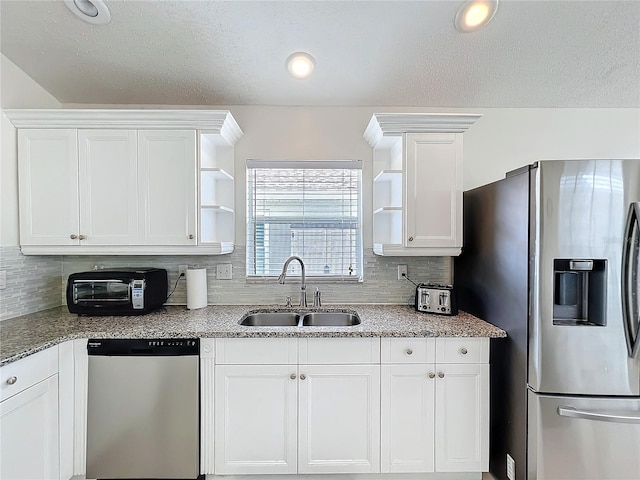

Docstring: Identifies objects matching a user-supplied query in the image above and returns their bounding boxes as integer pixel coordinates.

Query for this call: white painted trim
[204,472,483,480]
[200,352,215,474]
[372,243,461,256]
[19,243,234,255]
[4,110,243,145]
[363,113,482,147]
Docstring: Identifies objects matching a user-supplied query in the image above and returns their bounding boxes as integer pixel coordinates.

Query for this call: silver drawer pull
[300,374,306,380]
[6,376,17,385]
[460,347,468,355]
[438,372,445,378]
[290,373,296,380]
[405,348,413,355]
[70,234,78,239]
[79,235,87,240]
[428,372,435,379]
[558,406,640,424]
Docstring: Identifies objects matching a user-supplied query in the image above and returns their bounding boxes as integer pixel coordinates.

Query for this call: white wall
[1,54,60,246]
[224,106,640,246]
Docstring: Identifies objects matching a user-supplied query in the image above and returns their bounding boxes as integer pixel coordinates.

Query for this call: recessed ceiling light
[63,0,111,25]
[286,52,315,79]
[454,0,498,33]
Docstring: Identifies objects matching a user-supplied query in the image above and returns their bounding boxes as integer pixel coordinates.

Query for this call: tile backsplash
[63,247,452,307]
[0,246,63,321]
[0,246,451,320]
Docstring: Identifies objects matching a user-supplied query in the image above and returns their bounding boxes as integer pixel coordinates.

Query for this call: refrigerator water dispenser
[553,259,606,326]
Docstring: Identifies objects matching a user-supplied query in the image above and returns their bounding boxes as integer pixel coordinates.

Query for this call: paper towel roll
[186,268,207,310]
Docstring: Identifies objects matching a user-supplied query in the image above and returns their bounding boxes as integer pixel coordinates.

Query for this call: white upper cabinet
[138,130,196,246]
[17,129,79,246]
[364,113,481,256]
[8,110,242,255]
[78,129,138,245]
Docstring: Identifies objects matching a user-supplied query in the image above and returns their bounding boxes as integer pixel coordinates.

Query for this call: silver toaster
[415,284,457,315]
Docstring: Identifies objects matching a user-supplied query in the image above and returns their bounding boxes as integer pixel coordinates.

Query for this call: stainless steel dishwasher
[86,338,200,480]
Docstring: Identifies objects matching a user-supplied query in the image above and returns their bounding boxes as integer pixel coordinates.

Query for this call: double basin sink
[239,310,361,327]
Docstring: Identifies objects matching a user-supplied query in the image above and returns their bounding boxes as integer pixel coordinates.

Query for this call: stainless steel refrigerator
[455,159,640,480]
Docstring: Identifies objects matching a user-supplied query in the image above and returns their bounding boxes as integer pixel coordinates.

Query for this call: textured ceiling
[1,0,639,107]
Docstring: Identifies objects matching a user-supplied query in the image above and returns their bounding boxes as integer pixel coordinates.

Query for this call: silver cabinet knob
[460,347,468,355]
[300,373,306,380]
[290,373,296,380]
[408,236,414,242]
[405,348,413,355]
[438,372,445,378]
[70,234,78,239]
[6,376,17,385]
[428,372,435,379]
[79,235,86,240]
[188,234,194,239]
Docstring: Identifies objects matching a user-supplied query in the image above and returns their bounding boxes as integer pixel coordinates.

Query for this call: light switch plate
[216,264,232,280]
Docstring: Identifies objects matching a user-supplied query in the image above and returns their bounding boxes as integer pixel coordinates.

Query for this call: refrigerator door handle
[558,405,640,424]
[621,202,640,358]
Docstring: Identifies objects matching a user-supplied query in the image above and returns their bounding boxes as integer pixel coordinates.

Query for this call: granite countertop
[0,304,505,366]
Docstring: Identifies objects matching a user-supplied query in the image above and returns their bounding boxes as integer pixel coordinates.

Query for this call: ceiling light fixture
[63,0,111,25]
[286,52,315,79]
[454,0,498,33]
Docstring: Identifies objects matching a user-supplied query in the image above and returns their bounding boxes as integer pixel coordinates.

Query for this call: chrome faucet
[278,256,307,307]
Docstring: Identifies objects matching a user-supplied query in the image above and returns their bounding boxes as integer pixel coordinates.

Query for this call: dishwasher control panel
[88,338,200,356]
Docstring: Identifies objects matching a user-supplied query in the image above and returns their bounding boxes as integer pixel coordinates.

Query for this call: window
[246,160,363,281]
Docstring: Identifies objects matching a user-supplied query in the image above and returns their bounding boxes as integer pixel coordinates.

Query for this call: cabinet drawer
[215,338,297,364]
[299,338,380,364]
[435,337,489,364]
[0,346,59,402]
[381,338,436,364]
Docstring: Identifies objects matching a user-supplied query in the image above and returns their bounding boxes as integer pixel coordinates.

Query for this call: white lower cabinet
[381,337,489,474]
[299,364,380,474]
[213,337,381,475]
[0,347,60,480]
[214,364,298,474]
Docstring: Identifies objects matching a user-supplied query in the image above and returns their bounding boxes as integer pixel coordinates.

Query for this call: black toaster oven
[66,268,168,315]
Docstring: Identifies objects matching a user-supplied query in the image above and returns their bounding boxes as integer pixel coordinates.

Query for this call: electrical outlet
[506,453,515,480]
[178,265,188,276]
[0,271,6,290]
[216,264,232,280]
[397,264,407,280]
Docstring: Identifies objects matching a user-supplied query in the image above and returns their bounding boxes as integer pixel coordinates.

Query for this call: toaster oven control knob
[70,234,78,239]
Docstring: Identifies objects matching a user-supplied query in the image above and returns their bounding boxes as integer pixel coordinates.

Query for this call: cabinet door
[17,129,79,245]
[138,130,197,245]
[381,364,436,473]
[435,363,489,472]
[0,376,59,480]
[404,133,462,249]
[78,130,138,245]
[298,364,380,474]
[214,364,298,474]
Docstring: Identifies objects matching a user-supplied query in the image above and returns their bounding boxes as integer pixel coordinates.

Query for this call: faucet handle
[285,296,292,307]
[313,287,322,307]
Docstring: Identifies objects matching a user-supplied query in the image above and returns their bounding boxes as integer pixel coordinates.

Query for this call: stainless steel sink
[238,311,361,327]
[239,312,301,326]
[301,312,361,326]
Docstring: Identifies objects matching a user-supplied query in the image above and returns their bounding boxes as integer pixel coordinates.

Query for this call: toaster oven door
[72,279,131,306]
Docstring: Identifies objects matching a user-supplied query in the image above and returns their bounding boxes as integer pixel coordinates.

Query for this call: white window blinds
[246,160,363,281]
